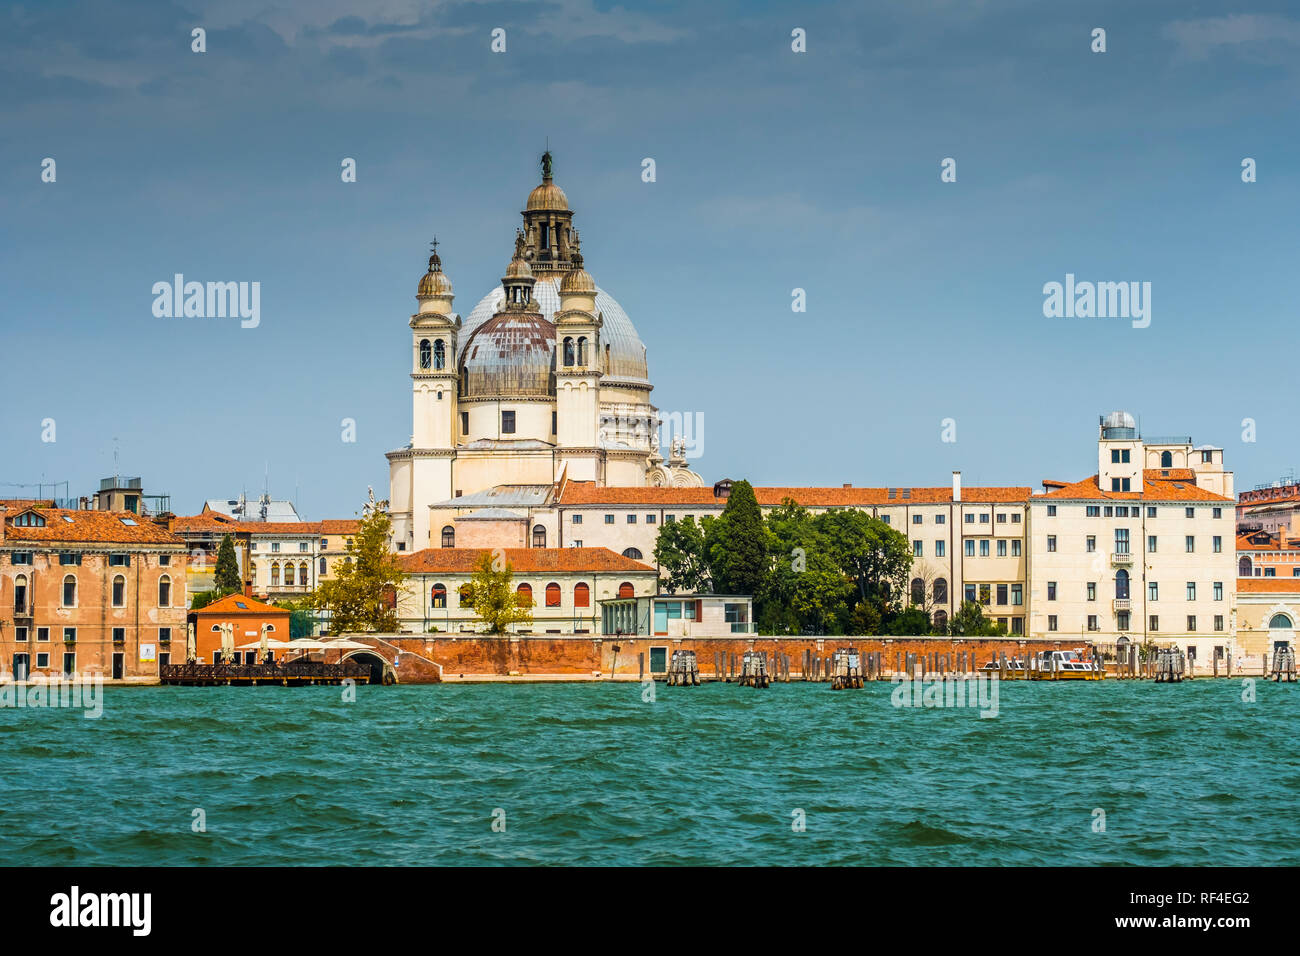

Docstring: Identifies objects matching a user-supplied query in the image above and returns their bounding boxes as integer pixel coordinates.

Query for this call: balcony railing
[1113,599,1131,613]
[1111,552,1134,566]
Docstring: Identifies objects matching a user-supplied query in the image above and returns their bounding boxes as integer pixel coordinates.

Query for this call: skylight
[120,518,137,526]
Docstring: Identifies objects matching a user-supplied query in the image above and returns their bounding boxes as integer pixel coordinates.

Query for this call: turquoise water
[1,680,1296,866]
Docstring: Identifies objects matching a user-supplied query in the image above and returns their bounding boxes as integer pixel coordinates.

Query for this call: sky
[1,0,1297,518]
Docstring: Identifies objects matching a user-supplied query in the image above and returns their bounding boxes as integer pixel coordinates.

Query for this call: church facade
[387,153,702,552]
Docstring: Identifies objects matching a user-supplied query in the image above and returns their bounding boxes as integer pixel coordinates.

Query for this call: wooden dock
[1270,646,1297,683]
[161,660,370,686]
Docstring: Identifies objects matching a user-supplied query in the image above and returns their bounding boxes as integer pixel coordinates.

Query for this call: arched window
[1239,557,1253,577]
[112,575,126,608]
[1160,450,1173,468]
[441,526,455,548]
[532,524,546,548]
[517,583,533,606]
[284,563,295,586]
[622,547,643,560]
[545,583,562,607]
[574,583,590,608]
[158,575,171,608]
[933,609,949,631]
[13,574,28,613]
[299,562,309,586]
[319,557,327,575]
[933,578,948,604]
[62,574,77,608]
[459,584,473,608]
[271,563,280,586]
[1115,569,1130,599]
[577,336,587,365]
[618,581,635,599]
[432,584,447,608]
[434,339,446,370]
[419,339,431,369]
[563,337,575,366]
[1270,613,1294,629]
[910,577,925,606]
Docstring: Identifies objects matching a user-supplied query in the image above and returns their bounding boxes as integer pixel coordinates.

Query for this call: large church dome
[461,311,556,399]
[463,278,650,386]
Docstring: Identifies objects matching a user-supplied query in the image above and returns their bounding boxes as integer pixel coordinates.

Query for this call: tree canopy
[650,487,939,636]
[213,533,242,595]
[310,508,406,634]
[465,551,533,635]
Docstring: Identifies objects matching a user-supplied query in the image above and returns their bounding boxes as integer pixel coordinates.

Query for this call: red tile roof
[398,547,655,575]
[192,593,289,616]
[557,482,1030,507]
[1237,578,1300,594]
[1237,531,1298,552]
[0,499,55,509]
[1033,473,1233,503]
[4,508,184,545]
[170,515,359,536]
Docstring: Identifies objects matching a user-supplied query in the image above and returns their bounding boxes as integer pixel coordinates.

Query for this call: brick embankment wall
[377,635,1080,683]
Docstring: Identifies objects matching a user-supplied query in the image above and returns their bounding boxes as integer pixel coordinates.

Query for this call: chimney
[952,471,962,503]
[0,505,6,545]
[842,483,852,489]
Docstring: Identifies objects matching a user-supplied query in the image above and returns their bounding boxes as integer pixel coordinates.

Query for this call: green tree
[277,598,318,639]
[789,552,854,635]
[465,551,533,635]
[814,510,911,607]
[946,600,1007,636]
[189,589,220,611]
[882,606,933,636]
[213,533,242,595]
[706,480,767,596]
[311,508,407,634]
[653,516,712,594]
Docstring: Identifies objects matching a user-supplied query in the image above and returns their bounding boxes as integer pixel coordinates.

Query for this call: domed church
[387,152,702,551]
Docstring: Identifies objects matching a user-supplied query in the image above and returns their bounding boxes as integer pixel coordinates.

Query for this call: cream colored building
[1028,412,1237,670]
[387,152,701,555]
[393,547,657,635]
[1235,578,1297,661]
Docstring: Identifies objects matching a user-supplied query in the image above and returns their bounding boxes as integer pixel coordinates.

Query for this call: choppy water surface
[1,680,1295,866]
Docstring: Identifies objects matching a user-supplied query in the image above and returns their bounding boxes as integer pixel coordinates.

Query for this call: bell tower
[401,242,460,549]
[554,235,603,482]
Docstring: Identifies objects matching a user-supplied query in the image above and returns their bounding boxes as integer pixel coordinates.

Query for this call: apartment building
[1028,412,1237,664]
[0,504,188,680]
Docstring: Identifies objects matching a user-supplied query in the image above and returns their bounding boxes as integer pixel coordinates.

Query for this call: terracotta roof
[1237,578,1300,594]
[398,547,655,575]
[557,482,1031,507]
[0,499,55,509]
[4,508,184,545]
[1033,473,1233,503]
[1237,531,1298,552]
[171,515,359,536]
[319,520,360,534]
[192,593,289,616]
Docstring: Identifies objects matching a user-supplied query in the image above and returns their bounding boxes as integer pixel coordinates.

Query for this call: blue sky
[2,0,1296,518]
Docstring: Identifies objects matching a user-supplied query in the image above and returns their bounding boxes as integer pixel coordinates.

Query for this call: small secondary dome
[1103,410,1136,430]
[417,251,452,297]
[560,249,595,295]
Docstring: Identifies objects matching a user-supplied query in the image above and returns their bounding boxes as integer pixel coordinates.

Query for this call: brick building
[0,504,188,681]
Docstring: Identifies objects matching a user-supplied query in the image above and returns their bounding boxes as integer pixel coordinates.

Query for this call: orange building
[0,503,188,681]
[188,592,291,664]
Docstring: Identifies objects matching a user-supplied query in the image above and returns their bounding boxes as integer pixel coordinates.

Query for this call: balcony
[13,602,32,619]
[1113,599,1131,613]
[1110,552,1134,567]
